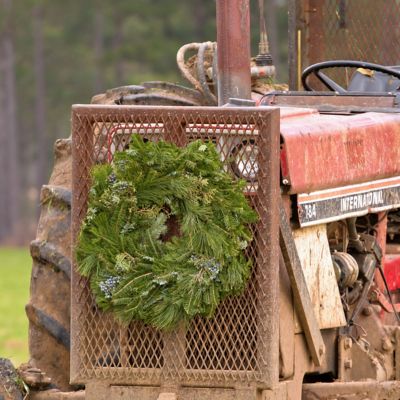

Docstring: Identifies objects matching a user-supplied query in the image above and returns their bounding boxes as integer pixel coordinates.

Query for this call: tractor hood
[278,107,400,194]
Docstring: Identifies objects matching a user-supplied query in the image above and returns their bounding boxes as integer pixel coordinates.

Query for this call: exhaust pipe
[216,0,252,105]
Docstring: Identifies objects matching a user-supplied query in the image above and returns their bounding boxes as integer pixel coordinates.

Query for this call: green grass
[0,247,31,366]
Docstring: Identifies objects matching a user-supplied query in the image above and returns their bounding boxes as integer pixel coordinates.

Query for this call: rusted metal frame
[162,329,184,391]
[261,93,396,108]
[306,0,325,67]
[160,117,187,389]
[279,203,325,366]
[163,116,187,147]
[216,0,252,105]
[29,390,86,400]
[303,380,400,399]
[255,108,281,388]
[71,111,125,383]
[71,104,268,121]
[76,371,264,389]
[71,111,94,385]
[374,212,388,294]
[70,105,281,387]
[380,3,400,66]
[118,329,129,369]
[278,253,295,379]
[295,106,400,115]
[298,0,325,91]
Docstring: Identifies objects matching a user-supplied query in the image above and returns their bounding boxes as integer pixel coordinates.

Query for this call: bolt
[382,338,392,352]
[282,179,289,185]
[344,359,352,369]
[362,306,373,316]
[343,337,352,350]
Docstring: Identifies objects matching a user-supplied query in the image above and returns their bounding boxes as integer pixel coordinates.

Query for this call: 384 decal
[297,179,400,227]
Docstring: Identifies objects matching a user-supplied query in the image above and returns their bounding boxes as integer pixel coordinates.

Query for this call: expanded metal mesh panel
[294,0,400,89]
[71,105,279,387]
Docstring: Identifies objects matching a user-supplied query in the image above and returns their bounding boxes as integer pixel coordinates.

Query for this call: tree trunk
[0,61,10,240]
[1,0,20,241]
[112,11,124,85]
[93,8,105,93]
[265,0,280,75]
[193,0,207,39]
[33,3,48,197]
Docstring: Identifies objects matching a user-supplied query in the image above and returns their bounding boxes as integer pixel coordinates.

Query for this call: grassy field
[0,247,30,366]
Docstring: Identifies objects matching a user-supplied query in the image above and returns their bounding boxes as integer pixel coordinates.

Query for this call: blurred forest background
[0,0,288,245]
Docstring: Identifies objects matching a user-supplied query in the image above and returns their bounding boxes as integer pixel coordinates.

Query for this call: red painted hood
[277,107,400,194]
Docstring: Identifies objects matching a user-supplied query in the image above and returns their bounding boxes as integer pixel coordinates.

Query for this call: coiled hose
[176,41,217,105]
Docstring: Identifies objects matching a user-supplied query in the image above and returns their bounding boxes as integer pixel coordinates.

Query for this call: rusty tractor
[25,1,400,400]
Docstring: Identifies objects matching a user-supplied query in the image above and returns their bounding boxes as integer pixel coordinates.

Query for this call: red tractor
[25,1,400,399]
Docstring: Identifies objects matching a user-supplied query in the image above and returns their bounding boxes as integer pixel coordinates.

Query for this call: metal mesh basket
[71,105,280,390]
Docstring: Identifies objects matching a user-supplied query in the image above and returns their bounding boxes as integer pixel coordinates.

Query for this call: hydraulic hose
[196,42,217,104]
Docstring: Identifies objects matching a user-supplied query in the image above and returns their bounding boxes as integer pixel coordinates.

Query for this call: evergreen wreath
[76,134,258,330]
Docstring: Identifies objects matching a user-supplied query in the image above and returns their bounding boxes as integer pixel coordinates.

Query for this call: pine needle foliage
[76,135,258,330]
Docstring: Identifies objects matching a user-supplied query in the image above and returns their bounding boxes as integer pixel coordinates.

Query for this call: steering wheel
[301,60,400,93]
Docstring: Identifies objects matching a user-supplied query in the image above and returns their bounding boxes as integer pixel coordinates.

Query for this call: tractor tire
[27,137,73,391]
[26,83,208,391]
